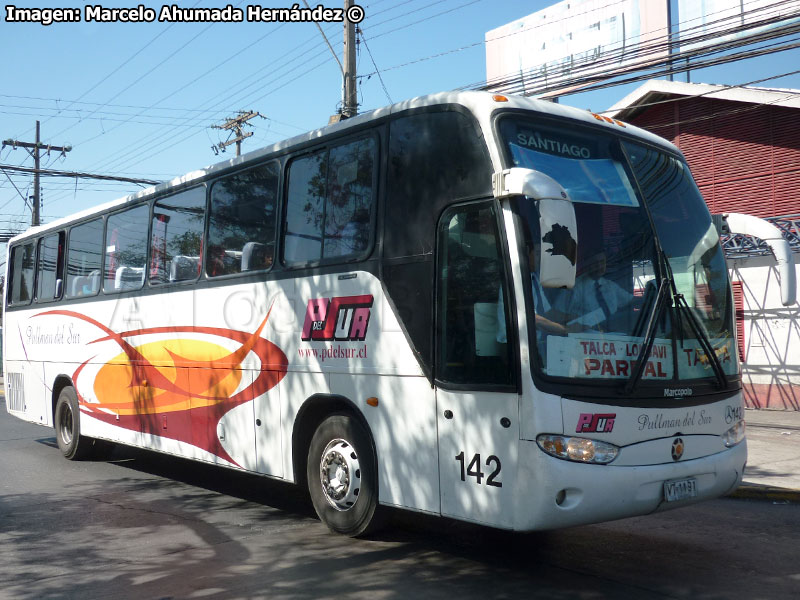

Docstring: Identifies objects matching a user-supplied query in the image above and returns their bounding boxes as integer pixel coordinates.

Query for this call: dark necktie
[595,280,611,324]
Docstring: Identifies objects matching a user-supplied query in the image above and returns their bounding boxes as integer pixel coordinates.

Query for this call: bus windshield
[499,117,738,395]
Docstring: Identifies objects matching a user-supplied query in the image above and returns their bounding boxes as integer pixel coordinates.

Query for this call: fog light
[723,420,746,447]
[537,434,619,464]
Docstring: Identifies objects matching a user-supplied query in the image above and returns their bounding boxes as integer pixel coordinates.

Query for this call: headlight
[723,420,746,447]
[536,434,619,464]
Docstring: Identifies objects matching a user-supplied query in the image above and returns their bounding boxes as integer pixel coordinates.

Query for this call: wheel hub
[320,439,361,511]
[59,402,74,446]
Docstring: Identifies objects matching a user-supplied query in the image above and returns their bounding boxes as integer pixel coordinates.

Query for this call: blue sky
[2,0,800,269]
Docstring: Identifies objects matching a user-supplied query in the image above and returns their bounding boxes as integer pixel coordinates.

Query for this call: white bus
[3,92,786,536]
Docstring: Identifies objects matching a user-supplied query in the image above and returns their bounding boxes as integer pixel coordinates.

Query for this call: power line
[77,0,484,176]
[0,94,225,115]
[68,20,226,149]
[3,122,72,226]
[520,36,800,100]
[46,0,213,141]
[359,0,632,77]
[358,0,797,85]
[85,49,333,176]
[302,0,345,77]
[365,0,480,33]
[42,0,464,190]
[358,26,393,104]
[211,111,264,157]
[608,86,800,132]
[75,25,333,177]
[468,3,800,95]
[598,68,800,116]
[35,0,800,217]
[369,0,485,42]
[0,163,161,186]
[0,109,211,129]
[0,165,32,210]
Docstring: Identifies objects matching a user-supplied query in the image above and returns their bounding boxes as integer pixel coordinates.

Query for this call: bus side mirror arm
[492,168,577,289]
[493,168,569,201]
[715,212,796,306]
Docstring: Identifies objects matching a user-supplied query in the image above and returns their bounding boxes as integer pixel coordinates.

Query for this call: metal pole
[33,120,40,227]
[343,0,357,117]
[3,123,70,226]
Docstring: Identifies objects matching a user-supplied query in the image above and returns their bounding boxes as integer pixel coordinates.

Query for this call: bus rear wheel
[307,414,380,537]
[54,386,94,461]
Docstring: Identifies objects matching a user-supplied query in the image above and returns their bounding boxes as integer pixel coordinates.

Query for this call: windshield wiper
[624,253,728,394]
[618,140,728,393]
[624,276,671,394]
[672,290,728,389]
[658,246,728,390]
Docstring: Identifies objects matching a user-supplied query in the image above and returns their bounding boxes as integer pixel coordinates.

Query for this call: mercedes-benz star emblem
[671,437,685,461]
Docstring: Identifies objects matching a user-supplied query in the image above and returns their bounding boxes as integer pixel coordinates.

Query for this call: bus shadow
[35,436,58,449]
[96,441,317,518]
[16,440,786,599]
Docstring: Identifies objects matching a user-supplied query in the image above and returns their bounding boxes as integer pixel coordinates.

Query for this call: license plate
[664,477,697,502]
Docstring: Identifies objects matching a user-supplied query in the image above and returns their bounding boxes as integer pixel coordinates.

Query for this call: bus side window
[437,202,514,387]
[36,232,65,302]
[149,187,206,285]
[324,139,374,259]
[384,110,494,378]
[8,242,36,306]
[65,218,104,299]
[207,161,278,277]
[283,137,376,265]
[104,204,149,293]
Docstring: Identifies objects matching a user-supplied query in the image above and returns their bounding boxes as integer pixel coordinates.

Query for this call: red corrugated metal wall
[629,97,800,218]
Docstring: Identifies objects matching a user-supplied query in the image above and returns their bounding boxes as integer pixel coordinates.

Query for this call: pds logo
[576,413,616,433]
[301,295,374,342]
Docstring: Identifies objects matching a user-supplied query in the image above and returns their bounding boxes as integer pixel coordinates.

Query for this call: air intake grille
[6,372,25,412]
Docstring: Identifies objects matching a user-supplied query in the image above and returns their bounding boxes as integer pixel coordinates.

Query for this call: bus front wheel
[306,414,380,537]
[54,386,94,461]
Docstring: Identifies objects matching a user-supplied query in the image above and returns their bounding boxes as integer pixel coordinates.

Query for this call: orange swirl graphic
[36,308,288,466]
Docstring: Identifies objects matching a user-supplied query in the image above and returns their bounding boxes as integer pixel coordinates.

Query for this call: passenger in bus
[565,251,629,332]
[241,241,271,271]
[496,241,567,343]
[207,246,227,277]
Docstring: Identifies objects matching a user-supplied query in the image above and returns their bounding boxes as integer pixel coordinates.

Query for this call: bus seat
[115,266,144,291]
[170,256,199,282]
[70,276,89,297]
[241,242,267,271]
[88,270,101,294]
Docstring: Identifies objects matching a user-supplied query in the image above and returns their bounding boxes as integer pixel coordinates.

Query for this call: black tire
[306,414,380,537]
[54,386,94,461]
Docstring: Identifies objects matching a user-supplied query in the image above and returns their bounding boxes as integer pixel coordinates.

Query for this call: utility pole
[2,120,72,226]
[211,111,263,157]
[342,0,358,118]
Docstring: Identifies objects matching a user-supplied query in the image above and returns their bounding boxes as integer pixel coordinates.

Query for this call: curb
[728,483,800,503]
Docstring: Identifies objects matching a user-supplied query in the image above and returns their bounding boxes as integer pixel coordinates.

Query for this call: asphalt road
[1,402,799,600]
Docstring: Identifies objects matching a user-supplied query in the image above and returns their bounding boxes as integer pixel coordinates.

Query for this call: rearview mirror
[493,168,577,289]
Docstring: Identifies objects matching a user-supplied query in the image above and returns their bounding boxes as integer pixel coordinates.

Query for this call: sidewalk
[732,408,800,502]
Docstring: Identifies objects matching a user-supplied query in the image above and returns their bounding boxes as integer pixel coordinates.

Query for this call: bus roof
[8,91,677,245]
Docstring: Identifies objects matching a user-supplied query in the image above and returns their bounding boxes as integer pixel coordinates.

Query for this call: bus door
[436,389,518,527]
[435,202,519,527]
